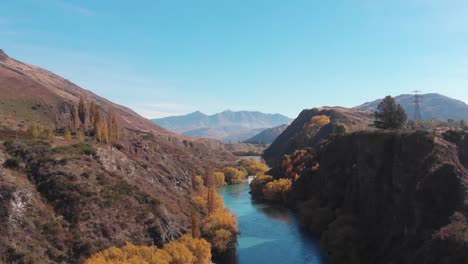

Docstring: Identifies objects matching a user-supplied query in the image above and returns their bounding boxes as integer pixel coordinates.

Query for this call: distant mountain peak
[188,110,207,116]
[153,110,292,142]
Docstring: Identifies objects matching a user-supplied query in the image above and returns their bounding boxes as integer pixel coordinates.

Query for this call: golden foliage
[28,124,55,139]
[193,187,224,215]
[163,240,195,264]
[238,158,269,176]
[250,174,274,197]
[177,234,212,264]
[191,208,202,239]
[86,235,211,264]
[194,175,204,186]
[93,109,109,144]
[309,115,331,127]
[201,209,238,254]
[77,128,86,142]
[223,167,247,184]
[213,172,226,186]
[263,178,292,203]
[85,242,171,264]
[107,104,119,141]
[64,127,72,140]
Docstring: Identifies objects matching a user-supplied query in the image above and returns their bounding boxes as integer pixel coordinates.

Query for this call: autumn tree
[89,101,98,127]
[193,187,224,215]
[201,210,238,255]
[163,241,195,264]
[374,95,407,129]
[28,124,41,138]
[250,174,274,197]
[76,128,86,142]
[177,234,212,264]
[191,207,201,239]
[64,127,72,140]
[78,96,86,127]
[70,105,80,132]
[223,167,247,184]
[213,172,226,186]
[102,118,109,144]
[93,109,109,144]
[86,236,211,264]
[310,115,331,127]
[107,104,119,141]
[238,158,269,176]
[262,178,292,203]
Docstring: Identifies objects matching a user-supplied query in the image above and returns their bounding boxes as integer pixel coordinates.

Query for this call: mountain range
[244,124,289,144]
[153,111,292,142]
[356,93,468,120]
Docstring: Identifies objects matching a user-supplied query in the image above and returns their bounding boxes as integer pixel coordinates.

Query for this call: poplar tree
[93,109,103,142]
[72,105,80,132]
[107,104,119,141]
[191,208,201,238]
[78,96,86,127]
[205,169,216,214]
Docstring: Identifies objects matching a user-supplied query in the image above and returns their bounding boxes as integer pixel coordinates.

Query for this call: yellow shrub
[213,172,226,186]
[193,187,225,214]
[163,241,195,264]
[178,234,212,264]
[250,174,274,197]
[195,175,204,186]
[85,243,172,264]
[310,115,331,127]
[223,167,247,184]
[263,178,292,203]
[238,159,269,176]
[86,236,211,264]
[201,209,238,254]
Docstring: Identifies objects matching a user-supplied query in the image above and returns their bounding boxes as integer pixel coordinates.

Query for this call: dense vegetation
[85,235,211,264]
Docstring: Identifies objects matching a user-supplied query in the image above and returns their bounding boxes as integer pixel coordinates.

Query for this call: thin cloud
[130,103,194,119]
[48,0,95,16]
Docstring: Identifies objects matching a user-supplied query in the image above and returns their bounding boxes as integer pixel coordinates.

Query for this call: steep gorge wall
[290,132,468,264]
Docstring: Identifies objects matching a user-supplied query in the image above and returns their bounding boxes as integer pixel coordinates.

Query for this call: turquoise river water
[218,181,327,264]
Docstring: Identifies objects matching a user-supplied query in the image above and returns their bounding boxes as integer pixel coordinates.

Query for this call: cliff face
[263,107,372,167]
[290,131,468,264]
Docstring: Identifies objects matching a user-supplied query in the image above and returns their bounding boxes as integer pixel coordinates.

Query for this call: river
[218,180,327,264]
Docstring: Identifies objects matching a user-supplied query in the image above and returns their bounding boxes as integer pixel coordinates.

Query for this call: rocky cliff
[289,131,468,264]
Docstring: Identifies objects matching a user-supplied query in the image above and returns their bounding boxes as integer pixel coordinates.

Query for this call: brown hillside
[0,49,237,263]
[263,107,372,166]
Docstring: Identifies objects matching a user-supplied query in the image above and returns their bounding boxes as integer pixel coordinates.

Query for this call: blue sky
[1,0,468,118]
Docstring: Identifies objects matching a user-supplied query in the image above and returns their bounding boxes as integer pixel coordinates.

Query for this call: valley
[0,49,467,264]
